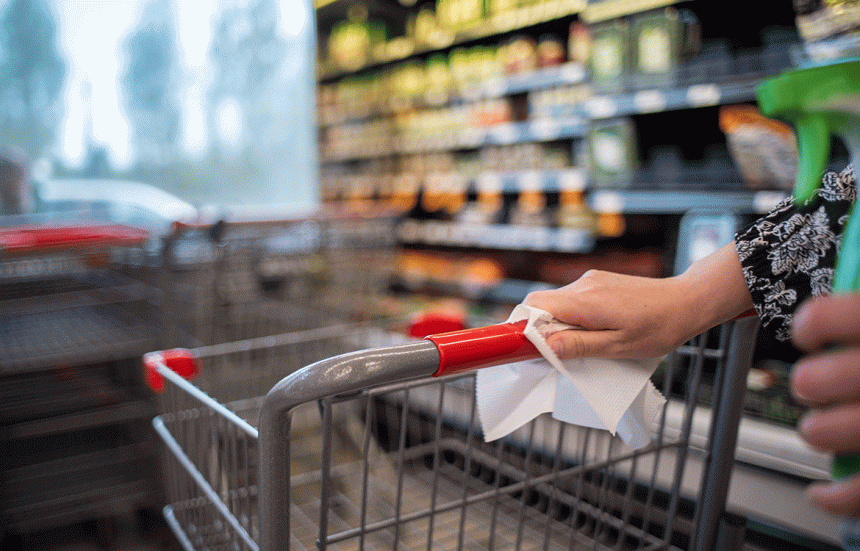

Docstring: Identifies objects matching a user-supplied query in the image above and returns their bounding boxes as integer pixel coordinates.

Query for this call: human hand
[792,293,860,517]
[523,269,703,359]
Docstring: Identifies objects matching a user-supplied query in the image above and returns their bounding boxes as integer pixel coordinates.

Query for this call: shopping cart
[0,222,163,535]
[159,214,396,348]
[148,313,759,551]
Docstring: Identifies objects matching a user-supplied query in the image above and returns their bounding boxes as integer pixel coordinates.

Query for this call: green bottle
[758,58,860,550]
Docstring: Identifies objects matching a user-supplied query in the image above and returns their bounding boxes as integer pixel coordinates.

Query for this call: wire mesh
[159,217,397,349]
[154,318,750,551]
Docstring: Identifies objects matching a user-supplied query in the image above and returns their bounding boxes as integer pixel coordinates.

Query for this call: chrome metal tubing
[257,339,441,551]
[692,316,760,551]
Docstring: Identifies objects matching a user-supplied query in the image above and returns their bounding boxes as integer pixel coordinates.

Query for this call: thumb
[546,329,617,359]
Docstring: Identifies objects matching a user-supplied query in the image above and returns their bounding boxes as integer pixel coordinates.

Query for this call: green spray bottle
[757,58,860,549]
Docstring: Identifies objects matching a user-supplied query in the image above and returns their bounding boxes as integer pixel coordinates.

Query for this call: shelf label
[397,220,421,242]
[556,229,590,252]
[531,118,560,140]
[560,63,587,83]
[559,169,586,191]
[687,84,721,107]
[462,127,485,147]
[592,191,624,213]
[529,227,552,250]
[491,123,519,144]
[483,77,506,98]
[477,172,502,193]
[587,96,617,119]
[634,90,667,113]
[520,170,542,191]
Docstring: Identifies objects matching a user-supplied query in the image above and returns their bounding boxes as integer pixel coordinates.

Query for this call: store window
[0,0,318,218]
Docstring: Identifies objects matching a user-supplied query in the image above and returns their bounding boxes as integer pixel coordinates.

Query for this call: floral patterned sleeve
[735,165,856,341]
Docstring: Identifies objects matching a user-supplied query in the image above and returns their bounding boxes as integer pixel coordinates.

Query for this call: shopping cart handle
[426,320,540,377]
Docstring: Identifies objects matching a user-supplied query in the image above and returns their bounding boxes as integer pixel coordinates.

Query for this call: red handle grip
[0,224,150,254]
[425,320,540,377]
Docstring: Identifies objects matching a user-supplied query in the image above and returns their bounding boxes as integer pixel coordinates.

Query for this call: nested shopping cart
[0,222,163,536]
[159,214,397,348]
[148,312,759,551]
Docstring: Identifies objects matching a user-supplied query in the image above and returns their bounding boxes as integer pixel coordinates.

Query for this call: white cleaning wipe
[476,304,666,449]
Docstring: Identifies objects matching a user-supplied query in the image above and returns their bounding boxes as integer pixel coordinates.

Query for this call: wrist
[674,242,754,336]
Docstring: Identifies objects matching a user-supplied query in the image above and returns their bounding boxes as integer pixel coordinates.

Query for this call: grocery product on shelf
[568,20,592,66]
[793,0,860,63]
[589,17,631,92]
[587,117,638,187]
[719,104,797,191]
[631,7,702,89]
[327,9,387,72]
[537,33,567,67]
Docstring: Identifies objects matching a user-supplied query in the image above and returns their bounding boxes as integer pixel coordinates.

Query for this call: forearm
[672,241,754,337]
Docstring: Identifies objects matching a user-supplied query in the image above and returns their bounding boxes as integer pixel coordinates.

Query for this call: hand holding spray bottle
[756,3,860,546]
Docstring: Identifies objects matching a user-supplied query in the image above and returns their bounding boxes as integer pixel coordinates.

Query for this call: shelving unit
[316,0,800,293]
[314,0,840,547]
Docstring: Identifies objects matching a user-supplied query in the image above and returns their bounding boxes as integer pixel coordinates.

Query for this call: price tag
[520,170,542,192]
[491,123,519,144]
[477,172,502,193]
[560,63,586,83]
[426,221,445,242]
[559,169,586,191]
[483,77,506,98]
[634,90,667,113]
[532,119,560,140]
[397,220,420,241]
[530,228,552,250]
[687,84,721,107]
[462,86,481,102]
[592,191,624,213]
[588,96,617,119]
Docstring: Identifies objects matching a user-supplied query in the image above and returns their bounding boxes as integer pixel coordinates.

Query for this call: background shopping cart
[0,222,164,537]
[148,314,759,551]
[159,214,397,349]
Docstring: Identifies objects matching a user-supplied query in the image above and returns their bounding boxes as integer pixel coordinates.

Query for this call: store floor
[1,511,180,551]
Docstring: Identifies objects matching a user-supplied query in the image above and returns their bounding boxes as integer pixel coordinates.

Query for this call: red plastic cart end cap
[408,311,467,338]
[144,349,198,392]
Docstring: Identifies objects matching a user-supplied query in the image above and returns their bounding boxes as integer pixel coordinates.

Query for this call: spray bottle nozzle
[756,59,860,203]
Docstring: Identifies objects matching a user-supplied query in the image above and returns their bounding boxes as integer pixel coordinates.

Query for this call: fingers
[799,403,860,453]
[792,348,860,406]
[523,271,616,331]
[545,329,618,359]
[808,476,860,518]
[792,294,860,352]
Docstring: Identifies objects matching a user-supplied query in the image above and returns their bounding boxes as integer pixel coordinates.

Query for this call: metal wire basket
[148,315,759,551]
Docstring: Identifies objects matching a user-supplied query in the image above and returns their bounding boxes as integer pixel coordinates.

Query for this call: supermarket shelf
[318,0,585,80]
[396,219,595,252]
[584,79,762,119]
[588,189,788,214]
[581,0,679,23]
[323,119,588,162]
[476,62,589,98]
[319,62,589,127]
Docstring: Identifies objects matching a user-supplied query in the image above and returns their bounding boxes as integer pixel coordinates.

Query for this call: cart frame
[149,315,759,551]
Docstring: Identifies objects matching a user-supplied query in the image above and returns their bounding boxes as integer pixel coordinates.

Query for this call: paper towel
[476,304,666,449]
